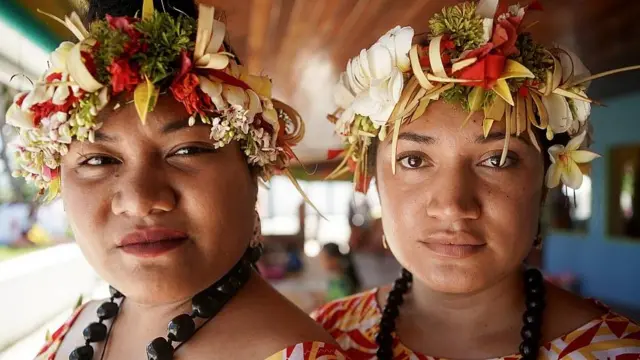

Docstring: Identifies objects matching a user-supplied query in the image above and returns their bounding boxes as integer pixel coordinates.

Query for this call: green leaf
[134,77,159,124]
[461,86,485,128]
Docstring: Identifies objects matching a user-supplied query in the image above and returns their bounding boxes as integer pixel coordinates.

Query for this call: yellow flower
[546,131,599,189]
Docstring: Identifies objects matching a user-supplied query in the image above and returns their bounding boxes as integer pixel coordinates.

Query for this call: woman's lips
[420,231,486,259]
[422,243,486,258]
[117,228,188,258]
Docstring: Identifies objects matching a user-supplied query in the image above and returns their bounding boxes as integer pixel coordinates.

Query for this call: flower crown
[6,0,307,201]
[327,0,640,193]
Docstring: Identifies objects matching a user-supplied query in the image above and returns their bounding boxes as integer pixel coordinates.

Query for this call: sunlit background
[1,0,639,358]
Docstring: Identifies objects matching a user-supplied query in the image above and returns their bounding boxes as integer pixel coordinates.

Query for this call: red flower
[462,43,494,61]
[81,51,98,77]
[106,14,139,37]
[327,149,343,161]
[16,93,28,107]
[42,166,59,180]
[518,86,530,97]
[105,14,143,56]
[108,59,140,93]
[46,73,63,83]
[173,51,194,85]
[29,94,80,127]
[492,19,520,57]
[457,54,506,89]
[170,73,207,115]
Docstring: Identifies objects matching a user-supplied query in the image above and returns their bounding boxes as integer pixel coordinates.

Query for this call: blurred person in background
[0,201,37,247]
[347,196,401,290]
[4,0,347,359]
[313,1,640,359]
[319,243,361,302]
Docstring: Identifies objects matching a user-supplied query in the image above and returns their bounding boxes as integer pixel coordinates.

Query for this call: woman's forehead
[98,95,190,134]
[400,100,532,146]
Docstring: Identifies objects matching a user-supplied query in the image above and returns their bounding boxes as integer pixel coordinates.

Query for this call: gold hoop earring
[534,223,543,249]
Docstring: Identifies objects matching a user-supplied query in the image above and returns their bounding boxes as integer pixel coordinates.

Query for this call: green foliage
[90,21,128,83]
[441,85,471,111]
[513,33,553,83]
[429,2,485,53]
[134,12,196,84]
[88,11,196,86]
[354,114,377,134]
[441,85,496,113]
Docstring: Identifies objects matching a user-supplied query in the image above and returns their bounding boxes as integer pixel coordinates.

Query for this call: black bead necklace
[69,245,263,360]
[375,267,546,360]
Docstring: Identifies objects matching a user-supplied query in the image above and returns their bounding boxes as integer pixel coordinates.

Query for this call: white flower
[571,91,591,124]
[50,42,75,72]
[97,87,110,111]
[481,18,494,43]
[352,68,403,126]
[21,85,51,111]
[334,26,413,128]
[210,117,231,142]
[508,5,525,18]
[546,131,600,189]
[52,76,71,105]
[335,108,355,137]
[6,103,35,129]
[376,26,414,72]
[222,85,248,107]
[542,93,575,134]
[198,76,226,110]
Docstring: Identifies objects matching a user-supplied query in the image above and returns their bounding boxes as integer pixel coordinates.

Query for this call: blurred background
[0,0,639,358]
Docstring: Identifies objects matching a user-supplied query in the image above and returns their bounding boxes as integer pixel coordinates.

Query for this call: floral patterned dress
[312,289,640,360]
[35,304,347,360]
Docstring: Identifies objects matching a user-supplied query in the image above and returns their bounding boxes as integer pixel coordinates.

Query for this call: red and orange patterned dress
[35,304,348,360]
[312,289,640,360]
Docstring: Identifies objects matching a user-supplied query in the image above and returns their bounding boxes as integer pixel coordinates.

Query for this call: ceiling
[13,0,640,162]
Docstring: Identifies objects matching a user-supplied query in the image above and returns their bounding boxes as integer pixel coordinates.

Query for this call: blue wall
[544,92,640,308]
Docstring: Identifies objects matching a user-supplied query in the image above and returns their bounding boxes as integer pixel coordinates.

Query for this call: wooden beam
[247,0,275,73]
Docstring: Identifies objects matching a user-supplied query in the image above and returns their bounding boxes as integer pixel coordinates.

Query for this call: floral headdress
[6,0,307,202]
[327,0,640,193]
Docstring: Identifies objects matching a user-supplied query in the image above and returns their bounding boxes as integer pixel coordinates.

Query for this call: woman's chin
[412,263,493,295]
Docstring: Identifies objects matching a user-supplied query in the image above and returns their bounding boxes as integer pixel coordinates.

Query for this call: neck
[406,268,525,333]
[107,271,262,355]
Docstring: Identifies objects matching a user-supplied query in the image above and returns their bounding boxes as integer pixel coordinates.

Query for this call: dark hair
[86,0,197,22]
[322,243,361,292]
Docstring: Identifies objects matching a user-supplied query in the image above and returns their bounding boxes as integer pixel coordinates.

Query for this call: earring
[382,234,388,249]
[533,223,543,249]
[250,210,263,248]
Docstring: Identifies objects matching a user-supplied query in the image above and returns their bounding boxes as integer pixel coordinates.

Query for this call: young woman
[6,0,347,359]
[313,1,640,359]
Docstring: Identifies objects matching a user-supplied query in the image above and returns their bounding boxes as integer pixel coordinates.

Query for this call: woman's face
[376,100,544,294]
[61,96,257,304]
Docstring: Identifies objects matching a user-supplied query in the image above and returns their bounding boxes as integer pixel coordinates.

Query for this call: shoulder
[311,288,381,335]
[35,301,95,360]
[265,342,348,360]
[542,285,640,357]
[542,310,640,358]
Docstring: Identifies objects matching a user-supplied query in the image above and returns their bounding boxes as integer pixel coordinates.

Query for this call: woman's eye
[480,154,518,169]
[80,156,119,166]
[399,155,426,169]
[172,146,215,156]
